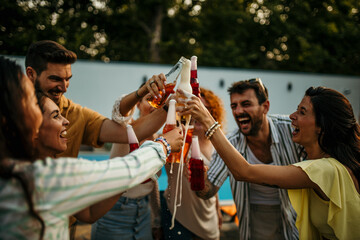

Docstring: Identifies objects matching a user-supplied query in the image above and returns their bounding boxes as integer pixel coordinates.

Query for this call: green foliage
[0,0,359,75]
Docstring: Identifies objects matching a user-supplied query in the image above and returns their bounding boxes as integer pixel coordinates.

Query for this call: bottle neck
[191,69,197,79]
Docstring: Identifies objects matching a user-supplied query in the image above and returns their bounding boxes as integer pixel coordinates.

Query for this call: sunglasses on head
[247,78,265,92]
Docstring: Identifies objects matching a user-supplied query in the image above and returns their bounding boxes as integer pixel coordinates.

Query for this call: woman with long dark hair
[0,56,183,240]
[178,86,360,239]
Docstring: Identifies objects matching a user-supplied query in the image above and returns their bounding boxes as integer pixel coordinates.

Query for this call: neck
[36,146,56,159]
[246,117,271,146]
[305,144,329,159]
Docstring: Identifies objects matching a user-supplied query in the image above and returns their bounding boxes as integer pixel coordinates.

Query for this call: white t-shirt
[247,147,281,205]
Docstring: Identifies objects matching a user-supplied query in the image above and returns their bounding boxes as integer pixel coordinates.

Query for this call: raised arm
[99,107,167,143]
[177,89,318,191]
[118,74,166,117]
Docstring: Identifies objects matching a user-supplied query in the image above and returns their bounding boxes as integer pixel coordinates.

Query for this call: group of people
[0,39,359,240]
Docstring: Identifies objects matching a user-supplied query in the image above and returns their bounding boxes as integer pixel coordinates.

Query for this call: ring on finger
[149,80,156,85]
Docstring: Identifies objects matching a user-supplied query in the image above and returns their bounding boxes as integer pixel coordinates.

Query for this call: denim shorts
[91,196,152,240]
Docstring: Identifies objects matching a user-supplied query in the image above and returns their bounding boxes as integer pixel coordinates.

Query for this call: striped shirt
[0,141,165,240]
[208,115,302,240]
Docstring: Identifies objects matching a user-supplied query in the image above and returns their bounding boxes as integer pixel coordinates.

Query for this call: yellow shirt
[288,158,360,240]
[56,96,107,158]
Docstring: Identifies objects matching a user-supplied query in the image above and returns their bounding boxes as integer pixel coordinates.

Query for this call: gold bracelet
[206,123,221,140]
[205,121,219,137]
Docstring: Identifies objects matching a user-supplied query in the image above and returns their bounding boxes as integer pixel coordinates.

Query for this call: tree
[0,0,359,75]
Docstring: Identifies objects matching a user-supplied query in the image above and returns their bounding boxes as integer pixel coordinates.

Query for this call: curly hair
[200,88,226,130]
[306,86,360,184]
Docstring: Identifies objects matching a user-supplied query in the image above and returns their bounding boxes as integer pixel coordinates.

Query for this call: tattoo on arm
[196,178,219,200]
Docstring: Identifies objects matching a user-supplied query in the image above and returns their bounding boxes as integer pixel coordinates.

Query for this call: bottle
[127,124,139,152]
[189,135,204,191]
[126,124,150,183]
[177,58,193,98]
[147,57,186,108]
[162,99,177,163]
[190,56,200,98]
[177,58,192,125]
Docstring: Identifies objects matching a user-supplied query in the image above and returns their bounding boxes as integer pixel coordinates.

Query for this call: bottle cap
[126,124,139,144]
[191,56,197,70]
[191,135,201,159]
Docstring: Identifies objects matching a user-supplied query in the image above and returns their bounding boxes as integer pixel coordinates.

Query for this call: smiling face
[37,97,69,157]
[230,89,269,136]
[290,96,321,148]
[35,62,72,104]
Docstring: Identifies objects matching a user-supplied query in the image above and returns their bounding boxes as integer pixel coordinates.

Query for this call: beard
[236,112,264,136]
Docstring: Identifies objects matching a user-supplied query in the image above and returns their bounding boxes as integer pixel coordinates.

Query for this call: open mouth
[291,124,300,135]
[49,90,63,99]
[237,117,251,126]
[60,130,67,138]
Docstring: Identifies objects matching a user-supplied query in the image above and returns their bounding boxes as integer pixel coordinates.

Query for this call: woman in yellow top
[177,86,360,240]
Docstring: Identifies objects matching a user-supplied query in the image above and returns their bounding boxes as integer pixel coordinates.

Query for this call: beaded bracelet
[155,136,171,158]
[205,121,219,137]
[205,122,221,140]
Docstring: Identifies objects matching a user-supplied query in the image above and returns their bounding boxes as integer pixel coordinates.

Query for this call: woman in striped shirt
[0,56,183,240]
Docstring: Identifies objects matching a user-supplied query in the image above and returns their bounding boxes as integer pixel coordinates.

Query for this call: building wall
[11,56,360,133]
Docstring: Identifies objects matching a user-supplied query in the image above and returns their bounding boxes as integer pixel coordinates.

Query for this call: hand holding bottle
[161,128,184,153]
[176,89,215,128]
[137,73,167,100]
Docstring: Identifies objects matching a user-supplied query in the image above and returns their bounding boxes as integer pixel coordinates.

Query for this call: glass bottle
[190,56,201,98]
[189,135,204,191]
[147,57,186,108]
[162,99,177,163]
[126,124,150,183]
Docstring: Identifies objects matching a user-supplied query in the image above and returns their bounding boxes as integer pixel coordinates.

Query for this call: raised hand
[176,89,215,128]
[138,73,167,100]
[161,127,184,153]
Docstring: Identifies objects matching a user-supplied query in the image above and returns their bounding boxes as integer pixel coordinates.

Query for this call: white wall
[10,56,360,132]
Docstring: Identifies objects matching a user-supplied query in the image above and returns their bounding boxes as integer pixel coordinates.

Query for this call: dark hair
[35,89,48,113]
[25,40,77,75]
[306,86,360,184]
[227,79,268,104]
[0,56,45,239]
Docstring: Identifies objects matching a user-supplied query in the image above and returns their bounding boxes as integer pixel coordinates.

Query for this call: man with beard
[25,40,168,158]
[24,40,170,238]
[196,79,302,240]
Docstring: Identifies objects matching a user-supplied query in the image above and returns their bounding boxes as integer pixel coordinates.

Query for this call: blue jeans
[91,196,152,240]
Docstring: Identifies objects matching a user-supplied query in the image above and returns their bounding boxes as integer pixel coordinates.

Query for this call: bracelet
[155,136,171,158]
[205,121,219,137]
[135,89,143,99]
[205,122,221,140]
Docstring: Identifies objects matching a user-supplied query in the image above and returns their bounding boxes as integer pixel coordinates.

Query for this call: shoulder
[293,158,342,178]
[268,114,292,126]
